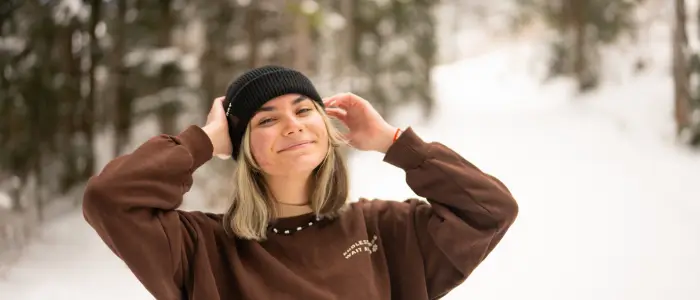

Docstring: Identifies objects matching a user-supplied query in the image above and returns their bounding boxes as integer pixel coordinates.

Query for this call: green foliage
[516,0,642,43]
[349,0,438,119]
[515,0,644,92]
[0,0,93,196]
[586,0,642,44]
[0,0,440,208]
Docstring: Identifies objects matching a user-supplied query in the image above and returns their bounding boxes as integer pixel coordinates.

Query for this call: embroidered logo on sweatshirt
[343,235,379,259]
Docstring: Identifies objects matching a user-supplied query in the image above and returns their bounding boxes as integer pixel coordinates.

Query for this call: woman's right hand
[201,96,233,159]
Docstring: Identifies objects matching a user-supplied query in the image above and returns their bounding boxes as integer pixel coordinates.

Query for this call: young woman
[83,65,519,300]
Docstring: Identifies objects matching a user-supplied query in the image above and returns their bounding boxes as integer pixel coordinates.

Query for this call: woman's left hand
[323,93,398,153]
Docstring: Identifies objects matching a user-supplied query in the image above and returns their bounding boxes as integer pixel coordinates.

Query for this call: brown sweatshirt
[82,125,518,300]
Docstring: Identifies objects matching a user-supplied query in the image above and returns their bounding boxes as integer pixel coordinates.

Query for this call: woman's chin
[267,155,325,176]
[293,157,325,172]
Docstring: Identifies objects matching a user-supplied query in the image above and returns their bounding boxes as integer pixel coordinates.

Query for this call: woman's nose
[282,116,303,136]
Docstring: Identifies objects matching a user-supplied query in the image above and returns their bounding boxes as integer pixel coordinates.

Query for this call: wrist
[200,124,217,154]
[377,126,401,154]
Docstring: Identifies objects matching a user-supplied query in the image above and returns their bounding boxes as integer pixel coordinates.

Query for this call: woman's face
[248,94,329,176]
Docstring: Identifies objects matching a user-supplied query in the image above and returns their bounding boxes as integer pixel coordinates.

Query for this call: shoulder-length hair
[222,101,349,241]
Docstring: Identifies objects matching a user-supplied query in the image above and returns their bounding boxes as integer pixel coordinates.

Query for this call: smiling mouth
[278,141,314,152]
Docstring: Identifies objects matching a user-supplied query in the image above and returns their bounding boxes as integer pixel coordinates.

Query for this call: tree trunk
[246,2,260,68]
[59,16,84,193]
[338,0,354,85]
[31,155,44,222]
[156,0,177,135]
[572,0,587,89]
[293,11,311,74]
[32,1,54,220]
[82,0,100,178]
[113,0,130,156]
[200,1,233,122]
[291,0,312,74]
[673,0,692,134]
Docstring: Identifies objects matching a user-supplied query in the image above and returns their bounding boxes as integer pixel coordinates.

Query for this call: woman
[83,65,518,300]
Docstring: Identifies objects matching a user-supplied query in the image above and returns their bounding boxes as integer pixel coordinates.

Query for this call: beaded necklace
[270,215,322,235]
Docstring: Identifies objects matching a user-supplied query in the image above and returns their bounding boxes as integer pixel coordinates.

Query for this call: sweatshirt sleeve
[82,125,213,299]
[377,127,519,299]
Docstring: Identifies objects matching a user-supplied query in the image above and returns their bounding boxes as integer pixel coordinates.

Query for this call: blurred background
[1,0,699,299]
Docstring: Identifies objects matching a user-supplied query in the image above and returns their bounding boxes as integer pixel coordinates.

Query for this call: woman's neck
[265,173,313,218]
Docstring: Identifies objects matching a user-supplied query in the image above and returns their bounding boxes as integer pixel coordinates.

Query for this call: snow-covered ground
[352,40,700,300]
[3,29,700,300]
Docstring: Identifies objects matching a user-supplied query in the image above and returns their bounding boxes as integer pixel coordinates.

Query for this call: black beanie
[222,65,325,160]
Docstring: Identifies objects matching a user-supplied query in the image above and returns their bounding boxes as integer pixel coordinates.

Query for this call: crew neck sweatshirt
[82,125,519,300]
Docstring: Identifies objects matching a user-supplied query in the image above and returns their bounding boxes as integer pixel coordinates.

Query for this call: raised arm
[374,127,519,298]
[82,125,213,299]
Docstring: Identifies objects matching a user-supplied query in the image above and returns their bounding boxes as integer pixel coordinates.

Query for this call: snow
[3,31,700,300]
[0,193,11,210]
[0,37,26,54]
[0,212,153,299]
[350,40,700,300]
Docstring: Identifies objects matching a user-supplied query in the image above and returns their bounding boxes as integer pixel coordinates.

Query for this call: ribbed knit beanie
[222,65,324,160]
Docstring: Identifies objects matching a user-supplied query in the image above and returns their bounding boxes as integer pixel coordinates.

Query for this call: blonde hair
[222,102,350,240]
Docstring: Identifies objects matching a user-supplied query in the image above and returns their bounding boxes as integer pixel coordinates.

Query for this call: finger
[325,107,347,117]
[331,92,361,110]
[212,96,224,107]
[323,93,346,105]
[325,107,348,123]
[325,93,354,107]
[322,95,336,106]
[211,96,227,117]
[214,96,225,109]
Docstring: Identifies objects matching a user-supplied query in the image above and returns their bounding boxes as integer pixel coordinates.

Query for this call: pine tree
[0,0,98,217]
[673,0,700,146]
[315,0,438,120]
[0,0,442,218]
[516,0,642,92]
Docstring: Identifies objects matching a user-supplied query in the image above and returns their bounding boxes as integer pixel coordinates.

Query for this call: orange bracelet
[392,128,401,143]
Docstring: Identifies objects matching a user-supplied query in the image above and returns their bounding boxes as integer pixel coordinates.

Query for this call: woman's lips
[278,141,314,152]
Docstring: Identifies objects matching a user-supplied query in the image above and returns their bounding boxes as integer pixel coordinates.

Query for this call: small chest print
[343,235,379,259]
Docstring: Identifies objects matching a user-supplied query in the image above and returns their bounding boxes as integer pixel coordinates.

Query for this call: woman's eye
[257,109,310,125]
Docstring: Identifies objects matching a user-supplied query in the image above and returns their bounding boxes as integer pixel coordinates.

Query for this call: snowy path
[3,43,700,300]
